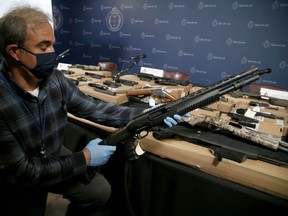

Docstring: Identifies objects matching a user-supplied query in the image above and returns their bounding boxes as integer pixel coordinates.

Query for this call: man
[0,5,181,216]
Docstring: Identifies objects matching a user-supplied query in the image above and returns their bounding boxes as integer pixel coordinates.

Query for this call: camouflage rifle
[182,113,288,153]
[152,113,288,166]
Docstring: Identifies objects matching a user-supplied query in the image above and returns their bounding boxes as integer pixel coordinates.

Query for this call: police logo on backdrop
[52,6,63,30]
[51,1,287,89]
[106,7,123,32]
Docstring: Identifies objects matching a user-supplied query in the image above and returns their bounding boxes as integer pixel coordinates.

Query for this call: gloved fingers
[163,118,172,127]
[105,145,117,153]
[86,144,116,167]
[88,137,103,145]
[183,112,191,117]
[94,145,116,155]
[174,113,190,120]
[102,146,116,163]
[164,116,177,127]
[173,114,182,121]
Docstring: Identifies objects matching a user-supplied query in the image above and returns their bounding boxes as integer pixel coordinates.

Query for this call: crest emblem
[106,7,123,32]
[52,6,63,30]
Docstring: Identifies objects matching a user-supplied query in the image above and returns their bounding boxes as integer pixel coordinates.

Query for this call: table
[63,67,288,214]
[66,113,288,215]
[126,152,288,216]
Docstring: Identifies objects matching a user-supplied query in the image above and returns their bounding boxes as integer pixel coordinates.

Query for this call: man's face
[18,21,56,70]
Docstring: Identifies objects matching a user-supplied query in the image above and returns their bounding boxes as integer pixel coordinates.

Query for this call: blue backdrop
[52,0,288,88]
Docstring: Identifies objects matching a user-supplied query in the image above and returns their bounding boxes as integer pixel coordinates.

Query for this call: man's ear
[6,44,20,61]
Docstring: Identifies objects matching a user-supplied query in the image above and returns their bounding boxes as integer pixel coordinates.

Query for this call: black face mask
[18,47,57,79]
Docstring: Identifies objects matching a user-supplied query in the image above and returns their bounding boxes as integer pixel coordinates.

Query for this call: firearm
[91,84,116,96]
[137,73,190,86]
[103,80,121,88]
[85,72,105,79]
[186,114,288,153]
[200,104,259,124]
[229,90,288,107]
[99,66,270,156]
[82,65,103,71]
[137,73,155,81]
[126,88,177,102]
[227,112,259,123]
[152,117,288,166]
[229,90,262,99]
[154,77,189,86]
[115,78,139,86]
[248,101,278,110]
[236,108,284,120]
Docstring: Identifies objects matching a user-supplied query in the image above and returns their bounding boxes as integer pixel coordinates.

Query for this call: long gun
[183,113,288,153]
[137,73,190,86]
[100,66,271,156]
[152,119,288,166]
[229,90,288,107]
[236,108,284,120]
[126,88,177,102]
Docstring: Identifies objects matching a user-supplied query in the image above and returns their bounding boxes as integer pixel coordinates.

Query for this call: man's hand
[144,104,191,128]
[84,138,116,167]
[164,113,191,127]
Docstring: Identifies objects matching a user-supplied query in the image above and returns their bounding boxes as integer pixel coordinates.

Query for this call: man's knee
[66,185,111,216]
[86,180,111,208]
[68,173,112,209]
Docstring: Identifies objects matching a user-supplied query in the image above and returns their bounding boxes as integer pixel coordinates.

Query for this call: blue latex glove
[163,113,191,127]
[85,138,116,167]
[144,104,191,128]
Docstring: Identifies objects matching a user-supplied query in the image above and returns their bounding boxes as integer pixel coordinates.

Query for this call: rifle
[236,108,284,120]
[200,105,260,126]
[115,78,139,86]
[85,71,105,79]
[229,90,288,107]
[126,88,177,102]
[184,113,288,153]
[152,121,288,166]
[99,66,271,159]
[137,73,190,86]
[249,101,278,110]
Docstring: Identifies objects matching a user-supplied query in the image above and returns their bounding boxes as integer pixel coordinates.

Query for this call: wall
[52,0,288,88]
[0,0,52,17]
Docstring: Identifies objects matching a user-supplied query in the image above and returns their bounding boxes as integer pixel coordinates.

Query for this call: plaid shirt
[0,62,143,187]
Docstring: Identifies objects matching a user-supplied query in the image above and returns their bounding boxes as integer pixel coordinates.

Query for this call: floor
[45,193,69,216]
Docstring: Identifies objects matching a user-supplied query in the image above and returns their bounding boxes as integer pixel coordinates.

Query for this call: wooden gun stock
[126,89,177,101]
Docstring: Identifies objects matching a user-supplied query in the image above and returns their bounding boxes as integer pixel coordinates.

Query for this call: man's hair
[0,5,52,58]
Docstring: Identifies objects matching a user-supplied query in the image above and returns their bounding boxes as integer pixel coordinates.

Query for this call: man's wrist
[82,148,91,166]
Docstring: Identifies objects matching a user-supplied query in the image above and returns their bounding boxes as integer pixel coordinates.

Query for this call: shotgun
[99,66,271,156]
